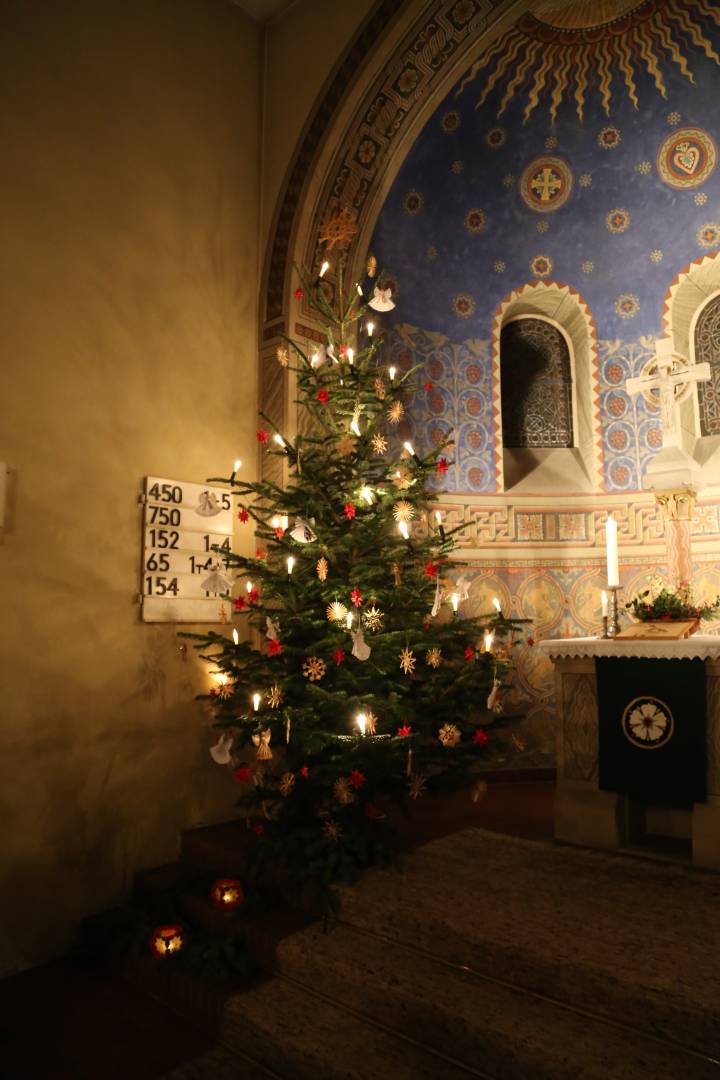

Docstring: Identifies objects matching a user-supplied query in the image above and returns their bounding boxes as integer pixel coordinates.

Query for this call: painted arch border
[491,281,604,493]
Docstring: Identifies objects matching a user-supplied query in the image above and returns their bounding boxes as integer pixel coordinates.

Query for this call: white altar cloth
[537,635,720,661]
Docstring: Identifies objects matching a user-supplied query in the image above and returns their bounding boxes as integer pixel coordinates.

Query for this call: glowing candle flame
[319,260,330,278]
[388,366,396,380]
[232,628,239,645]
[356,712,367,736]
[271,515,280,528]
[281,515,288,530]
[347,347,354,365]
[310,352,320,368]
[492,597,502,613]
[451,592,459,613]
[346,611,354,629]
[233,459,241,472]
[252,692,261,712]
[273,433,286,448]
[403,441,415,458]
[287,556,295,574]
[399,521,409,541]
[356,284,363,296]
[367,322,374,337]
[246,580,253,593]
[350,419,361,437]
[360,485,374,504]
[435,510,442,525]
[484,632,494,653]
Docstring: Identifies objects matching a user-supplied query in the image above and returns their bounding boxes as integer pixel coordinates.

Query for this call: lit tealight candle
[356,712,367,736]
[388,366,396,381]
[451,592,460,613]
[232,628,239,646]
[398,521,410,541]
[492,597,502,614]
[319,260,330,278]
[484,632,494,653]
[367,321,374,337]
[252,692,261,712]
[601,590,608,617]
[346,611,354,629]
[287,556,295,574]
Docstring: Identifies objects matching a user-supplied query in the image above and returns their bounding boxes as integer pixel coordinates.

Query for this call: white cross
[626,338,710,447]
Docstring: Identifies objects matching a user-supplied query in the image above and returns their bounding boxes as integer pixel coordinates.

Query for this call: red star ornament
[293,287,304,300]
[275,527,285,540]
[350,587,363,608]
[252,822,265,836]
[436,457,449,475]
[424,381,434,391]
[333,648,346,666]
[233,597,246,611]
[300,765,309,778]
[349,769,366,789]
[464,646,475,662]
[255,549,266,560]
[267,638,283,656]
[248,588,260,605]
[257,429,269,443]
[234,765,253,783]
[344,503,356,520]
[473,728,489,747]
[397,725,412,737]
[424,560,438,579]
[317,389,329,404]
[238,508,249,523]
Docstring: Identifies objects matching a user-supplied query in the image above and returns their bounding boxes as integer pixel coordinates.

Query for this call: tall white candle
[601,590,608,617]
[606,514,619,587]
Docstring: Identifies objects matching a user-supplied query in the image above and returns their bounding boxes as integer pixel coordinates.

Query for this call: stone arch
[491,281,603,493]
[258,0,529,479]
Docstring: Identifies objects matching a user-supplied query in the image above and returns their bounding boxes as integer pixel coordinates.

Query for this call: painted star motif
[387,401,404,424]
[399,647,416,675]
[372,433,388,455]
[318,205,358,250]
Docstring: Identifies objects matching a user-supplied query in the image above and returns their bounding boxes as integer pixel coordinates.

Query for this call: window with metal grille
[500,317,573,448]
[695,294,720,436]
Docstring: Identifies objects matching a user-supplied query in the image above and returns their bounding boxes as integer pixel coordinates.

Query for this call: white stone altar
[539,636,720,870]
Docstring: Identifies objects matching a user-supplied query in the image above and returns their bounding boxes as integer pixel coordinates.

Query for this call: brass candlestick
[606,586,621,638]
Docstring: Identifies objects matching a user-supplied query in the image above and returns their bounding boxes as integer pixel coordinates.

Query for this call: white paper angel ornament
[368,286,395,312]
[209,732,233,764]
[265,615,280,639]
[487,679,502,712]
[289,518,317,543]
[431,576,443,618]
[351,626,371,661]
[201,561,234,594]
[195,489,222,517]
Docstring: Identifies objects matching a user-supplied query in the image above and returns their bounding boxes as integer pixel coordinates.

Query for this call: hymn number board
[141,477,234,623]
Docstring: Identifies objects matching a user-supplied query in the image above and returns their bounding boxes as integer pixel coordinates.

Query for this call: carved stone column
[654,488,697,584]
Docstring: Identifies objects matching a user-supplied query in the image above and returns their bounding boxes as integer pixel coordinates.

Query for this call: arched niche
[491,281,603,493]
[662,251,720,474]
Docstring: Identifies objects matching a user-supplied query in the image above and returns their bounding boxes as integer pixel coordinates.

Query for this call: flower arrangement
[625,577,720,622]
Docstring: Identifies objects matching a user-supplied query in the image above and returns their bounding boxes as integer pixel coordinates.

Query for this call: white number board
[140,476,235,623]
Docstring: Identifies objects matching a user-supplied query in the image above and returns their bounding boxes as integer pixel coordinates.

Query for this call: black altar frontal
[596,656,706,804]
[538,637,720,870]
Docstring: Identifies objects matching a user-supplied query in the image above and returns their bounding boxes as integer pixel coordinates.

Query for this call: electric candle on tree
[605,514,619,587]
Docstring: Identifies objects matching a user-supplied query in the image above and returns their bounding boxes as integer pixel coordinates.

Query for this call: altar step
[164,827,720,1079]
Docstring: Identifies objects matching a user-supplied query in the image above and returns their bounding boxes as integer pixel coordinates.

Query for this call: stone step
[161,1043,280,1080]
[272,919,719,1080]
[220,975,488,1080]
[336,828,720,1059]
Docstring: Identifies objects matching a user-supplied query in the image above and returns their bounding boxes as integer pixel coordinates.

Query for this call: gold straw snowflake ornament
[303,656,327,681]
[333,777,354,805]
[316,557,329,582]
[387,401,404,425]
[399,647,416,675]
[363,605,384,632]
[393,500,415,524]
[438,723,461,747]
[267,684,284,709]
[372,433,388,455]
[326,601,348,623]
[276,344,289,367]
[374,378,386,400]
[279,772,295,797]
[408,774,427,800]
[425,647,442,669]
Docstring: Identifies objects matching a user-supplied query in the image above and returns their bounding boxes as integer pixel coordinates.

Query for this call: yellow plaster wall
[260,0,377,257]
[0,0,261,973]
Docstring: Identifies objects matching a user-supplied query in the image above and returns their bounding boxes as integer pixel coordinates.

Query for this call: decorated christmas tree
[186,254,526,890]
